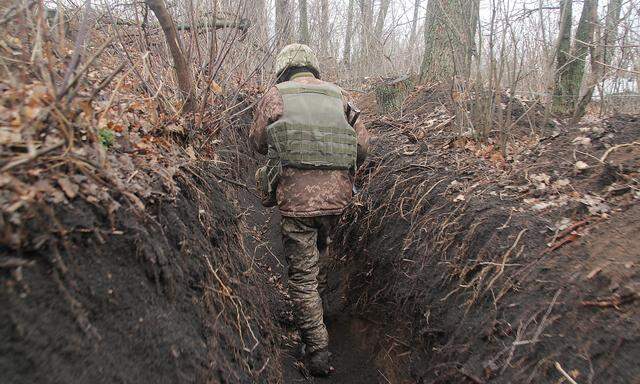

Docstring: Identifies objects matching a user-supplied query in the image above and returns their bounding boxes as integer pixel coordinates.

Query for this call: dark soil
[233,85,639,383]
[332,89,640,383]
[1,166,280,384]
[3,79,638,384]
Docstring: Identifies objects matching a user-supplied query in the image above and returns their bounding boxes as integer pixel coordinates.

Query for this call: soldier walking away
[250,44,369,377]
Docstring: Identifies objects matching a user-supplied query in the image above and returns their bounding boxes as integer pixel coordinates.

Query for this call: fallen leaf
[586,266,602,279]
[553,217,573,231]
[0,127,21,145]
[575,161,589,171]
[165,123,184,134]
[531,173,551,184]
[490,151,505,164]
[186,145,197,160]
[210,80,223,95]
[572,136,591,146]
[580,194,610,215]
[532,201,553,211]
[553,178,570,188]
[57,177,79,199]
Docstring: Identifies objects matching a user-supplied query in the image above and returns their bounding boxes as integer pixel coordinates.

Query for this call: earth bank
[332,88,640,383]
[2,79,638,384]
[1,162,282,383]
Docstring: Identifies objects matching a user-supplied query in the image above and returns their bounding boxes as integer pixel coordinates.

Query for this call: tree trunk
[554,0,598,114]
[298,0,309,44]
[408,0,421,49]
[343,0,354,65]
[374,0,391,40]
[253,0,267,41]
[576,0,622,115]
[146,0,195,114]
[370,0,391,60]
[419,0,479,83]
[175,18,249,32]
[319,0,329,54]
[276,0,292,46]
[420,0,447,82]
[602,0,622,66]
[551,0,573,112]
[359,0,373,59]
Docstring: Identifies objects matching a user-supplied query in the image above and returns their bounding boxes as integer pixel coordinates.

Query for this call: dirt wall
[1,166,281,384]
[335,96,640,383]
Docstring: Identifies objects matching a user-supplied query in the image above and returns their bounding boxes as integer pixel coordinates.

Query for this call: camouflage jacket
[250,73,369,217]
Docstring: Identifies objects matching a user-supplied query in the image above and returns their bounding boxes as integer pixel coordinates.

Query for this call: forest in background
[15,0,639,125]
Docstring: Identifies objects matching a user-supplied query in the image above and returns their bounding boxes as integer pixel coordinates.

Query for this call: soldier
[250,44,369,376]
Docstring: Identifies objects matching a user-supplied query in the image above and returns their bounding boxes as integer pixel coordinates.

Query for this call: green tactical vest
[266,81,357,170]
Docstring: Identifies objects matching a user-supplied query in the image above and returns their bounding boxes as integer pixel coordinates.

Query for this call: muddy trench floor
[238,176,392,384]
[281,316,384,384]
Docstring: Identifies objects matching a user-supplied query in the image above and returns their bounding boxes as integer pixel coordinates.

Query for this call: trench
[236,156,411,384]
[236,104,640,384]
[4,88,638,384]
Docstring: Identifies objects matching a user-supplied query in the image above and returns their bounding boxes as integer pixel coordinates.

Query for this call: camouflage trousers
[281,215,339,354]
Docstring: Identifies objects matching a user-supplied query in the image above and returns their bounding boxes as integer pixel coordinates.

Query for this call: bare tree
[419,0,479,83]
[146,0,195,113]
[299,0,310,44]
[251,0,268,44]
[602,0,623,64]
[320,0,329,54]
[343,0,355,65]
[276,0,293,46]
[554,0,598,114]
[408,0,421,49]
[359,0,374,59]
[576,0,623,116]
[374,0,391,40]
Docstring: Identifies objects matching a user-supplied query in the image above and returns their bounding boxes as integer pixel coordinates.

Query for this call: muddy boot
[307,349,333,377]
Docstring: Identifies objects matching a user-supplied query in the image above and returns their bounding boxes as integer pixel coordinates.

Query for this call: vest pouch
[255,160,280,207]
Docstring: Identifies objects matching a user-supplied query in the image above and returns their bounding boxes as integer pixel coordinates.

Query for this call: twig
[513,289,562,346]
[483,228,527,294]
[89,62,126,99]
[58,36,117,100]
[581,292,639,308]
[457,367,486,384]
[599,141,640,163]
[378,369,392,384]
[543,220,589,255]
[254,357,270,376]
[554,361,579,384]
[98,65,132,122]
[60,0,92,94]
[532,289,561,342]
[0,258,36,268]
[1,141,65,172]
[0,0,35,26]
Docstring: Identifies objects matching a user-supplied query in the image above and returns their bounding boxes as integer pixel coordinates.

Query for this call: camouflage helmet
[275,44,320,78]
